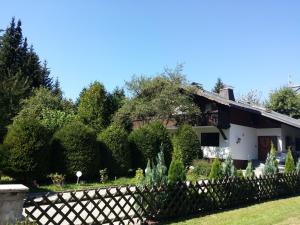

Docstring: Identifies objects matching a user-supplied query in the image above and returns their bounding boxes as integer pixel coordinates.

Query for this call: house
[167,87,300,168]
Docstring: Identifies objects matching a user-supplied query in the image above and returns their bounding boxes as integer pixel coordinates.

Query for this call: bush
[47,173,65,187]
[208,157,222,179]
[3,117,51,181]
[99,168,109,183]
[172,124,202,166]
[134,168,144,185]
[128,121,172,169]
[52,121,99,179]
[245,161,254,177]
[168,158,186,184]
[188,159,211,181]
[263,143,278,176]
[98,125,131,176]
[221,155,236,177]
[285,148,295,173]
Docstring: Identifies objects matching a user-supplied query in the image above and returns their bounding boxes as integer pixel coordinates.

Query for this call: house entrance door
[258,136,278,161]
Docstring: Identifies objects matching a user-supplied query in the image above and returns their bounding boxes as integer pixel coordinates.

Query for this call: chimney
[219,87,235,101]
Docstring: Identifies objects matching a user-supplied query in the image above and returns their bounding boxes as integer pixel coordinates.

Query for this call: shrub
[3,117,51,181]
[245,161,254,177]
[52,121,99,179]
[189,159,211,181]
[142,151,168,187]
[263,143,278,175]
[128,121,172,169]
[285,148,295,173]
[296,158,300,173]
[134,168,144,185]
[98,125,131,176]
[99,168,109,183]
[172,124,202,166]
[209,157,222,179]
[47,173,65,187]
[168,158,186,184]
[221,155,236,177]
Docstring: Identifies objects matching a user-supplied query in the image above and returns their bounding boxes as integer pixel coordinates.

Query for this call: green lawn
[30,177,136,192]
[164,196,300,225]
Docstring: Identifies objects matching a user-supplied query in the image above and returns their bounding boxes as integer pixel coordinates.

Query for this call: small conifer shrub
[285,148,295,173]
[209,157,222,179]
[245,161,254,178]
[168,158,186,184]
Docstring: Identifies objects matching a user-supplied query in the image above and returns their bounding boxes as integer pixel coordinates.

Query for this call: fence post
[0,184,29,225]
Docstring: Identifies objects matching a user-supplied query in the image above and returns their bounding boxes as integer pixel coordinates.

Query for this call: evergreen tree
[245,161,254,177]
[263,143,278,175]
[221,155,236,177]
[168,158,186,184]
[0,18,54,140]
[285,148,295,173]
[212,78,225,93]
[209,157,222,179]
[296,158,300,173]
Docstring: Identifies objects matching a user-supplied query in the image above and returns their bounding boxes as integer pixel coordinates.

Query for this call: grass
[163,196,300,225]
[30,177,136,193]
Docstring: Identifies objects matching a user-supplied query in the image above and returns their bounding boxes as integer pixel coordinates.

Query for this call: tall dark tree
[212,78,225,93]
[0,18,53,141]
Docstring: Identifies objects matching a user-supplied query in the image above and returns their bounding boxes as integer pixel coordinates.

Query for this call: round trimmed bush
[128,121,172,169]
[98,125,131,176]
[52,120,99,179]
[3,117,51,182]
[172,124,202,166]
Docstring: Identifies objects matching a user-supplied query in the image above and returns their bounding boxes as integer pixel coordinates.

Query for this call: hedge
[128,121,172,169]
[52,120,99,179]
[98,125,131,176]
[3,117,51,181]
[172,124,202,166]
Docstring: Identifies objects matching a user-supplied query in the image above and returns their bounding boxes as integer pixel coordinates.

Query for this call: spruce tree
[209,157,222,179]
[285,148,295,173]
[221,155,236,177]
[0,18,54,140]
[212,78,225,93]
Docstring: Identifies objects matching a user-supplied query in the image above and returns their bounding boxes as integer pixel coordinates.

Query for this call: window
[201,133,219,147]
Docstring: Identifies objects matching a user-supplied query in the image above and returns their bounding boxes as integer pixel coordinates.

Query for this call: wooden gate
[258,136,277,161]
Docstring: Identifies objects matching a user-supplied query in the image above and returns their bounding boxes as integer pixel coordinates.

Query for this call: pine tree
[285,148,295,173]
[212,78,225,93]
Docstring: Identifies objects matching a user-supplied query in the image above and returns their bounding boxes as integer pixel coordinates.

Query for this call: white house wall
[193,126,230,159]
[229,124,257,160]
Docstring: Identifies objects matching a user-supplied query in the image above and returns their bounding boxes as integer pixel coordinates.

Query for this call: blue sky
[1,1,300,100]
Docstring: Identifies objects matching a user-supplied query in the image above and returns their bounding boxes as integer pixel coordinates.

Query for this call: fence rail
[23,172,300,225]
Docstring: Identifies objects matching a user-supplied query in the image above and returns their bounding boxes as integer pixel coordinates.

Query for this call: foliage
[168,158,186,184]
[187,159,211,182]
[245,161,254,177]
[142,151,168,187]
[134,168,144,185]
[13,88,76,133]
[118,64,201,125]
[128,121,172,169]
[266,86,300,119]
[212,78,225,93]
[172,124,202,166]
[296,158,300,173]
[208,157,222,179]
[0,18,53,141]
[3,117,51,181]
[52,120,99,179]
[238,89,263,106]
[285,148,295,173]
[106,87,126,121]
[221,155,236,177]
[7,220,37,225]
[47,173,65,187]
[78,81,110,132]
[263,143,278,175]
[98,125,131,176]
[99,168,109,183]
